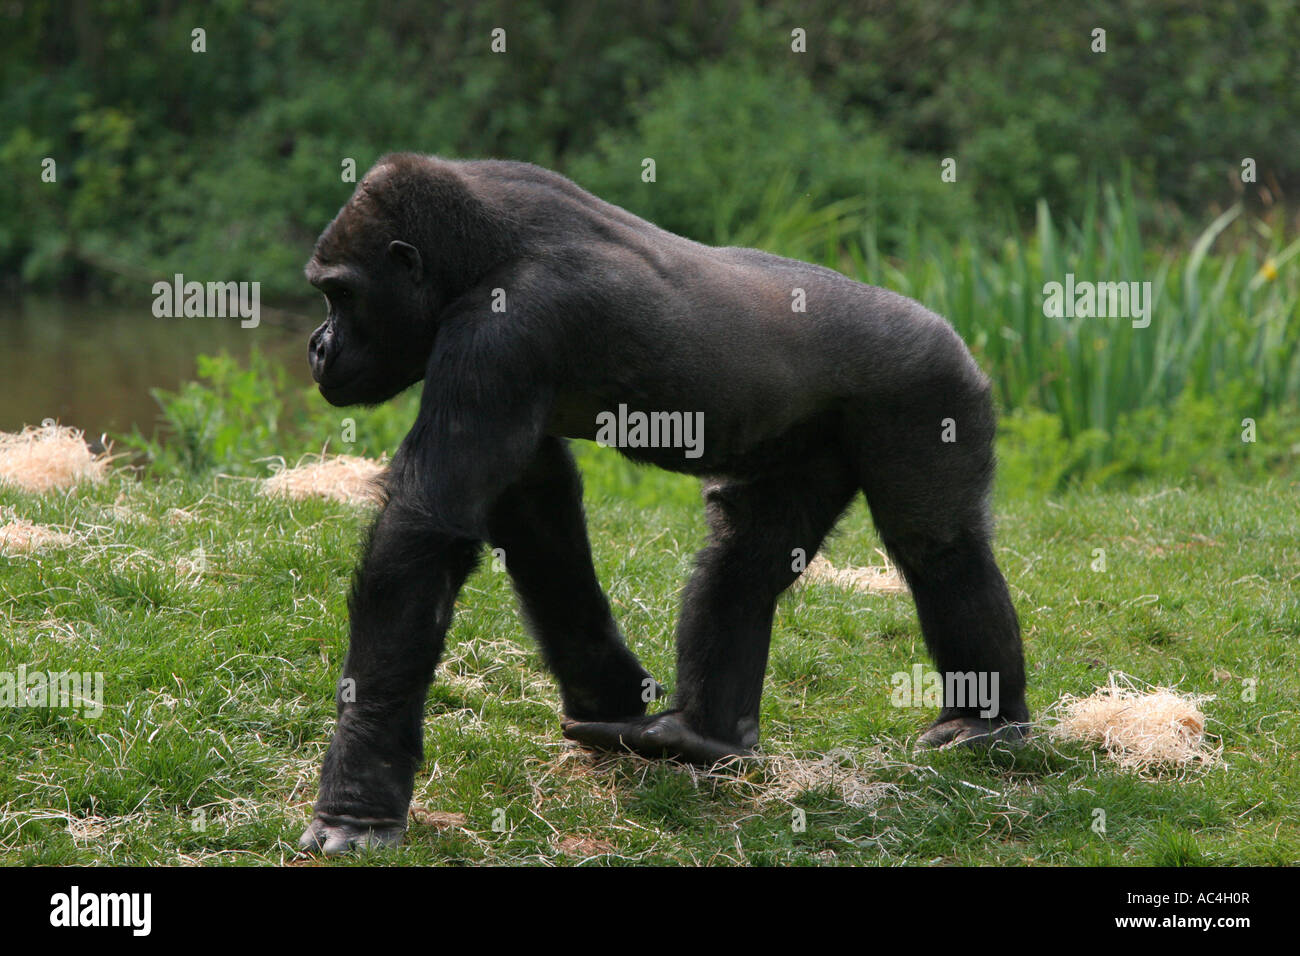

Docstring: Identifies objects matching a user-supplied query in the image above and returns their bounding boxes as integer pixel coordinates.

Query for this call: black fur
[296,154,1027,854]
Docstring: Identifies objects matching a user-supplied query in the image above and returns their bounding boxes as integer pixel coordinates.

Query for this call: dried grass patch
[261,454,387,505]
[1048,674,1220,773]
[0,423,110,493]
[0,516,75,554]
[798,552,908,594]
[748,749,905,808]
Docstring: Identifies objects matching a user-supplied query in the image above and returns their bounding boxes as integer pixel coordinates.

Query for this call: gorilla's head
[304,154,510,406]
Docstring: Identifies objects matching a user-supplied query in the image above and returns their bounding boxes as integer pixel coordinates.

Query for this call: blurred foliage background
[0,0,1297,491]
[4,0,1296,292]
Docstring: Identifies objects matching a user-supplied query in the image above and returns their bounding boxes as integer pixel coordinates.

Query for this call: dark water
[0,296,316,439]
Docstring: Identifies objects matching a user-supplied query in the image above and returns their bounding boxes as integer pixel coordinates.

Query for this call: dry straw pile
[752,750,902,809]
[261,454,387,505]
[0,515,74,554]
[799,552,908,594]
[0,423,109,493]
[1049,674,1220,772]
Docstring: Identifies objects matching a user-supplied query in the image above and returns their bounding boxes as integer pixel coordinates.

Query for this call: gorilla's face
[305,226,432,407]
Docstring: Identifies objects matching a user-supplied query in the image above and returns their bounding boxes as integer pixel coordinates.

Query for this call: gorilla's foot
[918,714,1031,749]
[297,813,406,856]
[556,642,665,723]
[562,676,667,724]
[562,710,751,765]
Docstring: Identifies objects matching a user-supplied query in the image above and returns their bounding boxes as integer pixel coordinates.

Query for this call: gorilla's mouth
[311,362,357,388]
[316,375,365,405]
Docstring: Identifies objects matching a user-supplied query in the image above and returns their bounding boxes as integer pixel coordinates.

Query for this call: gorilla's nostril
[309,344,328,381]
[308,324,333,379]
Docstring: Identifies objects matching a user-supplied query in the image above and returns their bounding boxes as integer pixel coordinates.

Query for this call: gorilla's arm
[388,304,557,537]
[301,501,481,854]
[302,301,558,853]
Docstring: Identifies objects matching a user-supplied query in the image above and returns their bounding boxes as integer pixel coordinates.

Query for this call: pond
[0,295,317,441]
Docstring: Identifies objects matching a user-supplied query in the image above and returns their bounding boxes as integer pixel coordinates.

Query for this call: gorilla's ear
[388,240,423,283]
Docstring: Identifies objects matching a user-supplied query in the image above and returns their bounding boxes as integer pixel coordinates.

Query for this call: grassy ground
[1,451,1297,865]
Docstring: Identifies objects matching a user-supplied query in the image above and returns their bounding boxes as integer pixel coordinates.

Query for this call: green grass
[1,451,1297,866]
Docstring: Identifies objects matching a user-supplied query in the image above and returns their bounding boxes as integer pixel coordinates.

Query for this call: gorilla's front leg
[487,438,660,721]
[298,501,480,855]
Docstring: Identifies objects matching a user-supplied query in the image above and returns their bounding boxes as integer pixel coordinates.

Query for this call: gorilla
[297,154,1027,854]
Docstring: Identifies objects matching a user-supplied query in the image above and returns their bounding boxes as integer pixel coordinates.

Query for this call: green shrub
[566,60,970,252]
[124,350,419,476]
[996,408,1110,498]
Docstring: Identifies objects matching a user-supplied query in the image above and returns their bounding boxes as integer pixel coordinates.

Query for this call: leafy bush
[996,391,1300,496]
[996,408,1111,498]
[1108,390,1300,483]
[567,60,970,251]
[125,350,418,476]
[4,1,1298,289]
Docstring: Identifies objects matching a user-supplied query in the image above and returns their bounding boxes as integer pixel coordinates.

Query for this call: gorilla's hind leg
[849,382,1030,749]
[887,530,1029,748]
[564,457,856,763]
